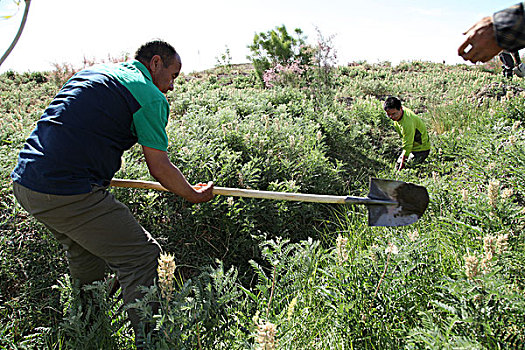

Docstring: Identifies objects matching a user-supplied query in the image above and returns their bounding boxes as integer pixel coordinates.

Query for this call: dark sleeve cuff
[493,2,525,51]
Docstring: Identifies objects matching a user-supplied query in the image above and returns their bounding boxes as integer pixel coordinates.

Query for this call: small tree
[306,27,338,109]
[215,45,233,71]
[247,25,313,84]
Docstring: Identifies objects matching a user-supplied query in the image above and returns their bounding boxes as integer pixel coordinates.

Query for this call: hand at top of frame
[458,16,503,63]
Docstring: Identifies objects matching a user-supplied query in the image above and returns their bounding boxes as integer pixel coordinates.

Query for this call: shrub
[247,25,313,84]
[2,59,525,349]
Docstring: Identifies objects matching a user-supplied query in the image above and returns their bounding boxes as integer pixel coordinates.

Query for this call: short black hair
[383,96,402,110]
[135,40,178,67]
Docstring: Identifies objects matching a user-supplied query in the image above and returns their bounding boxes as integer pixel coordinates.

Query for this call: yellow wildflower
[256,321,277,350]
[496,234,509,254]
[385,242,399,255]
[461,188,468,202]
[487,180,500,206]
[407,230,419,242]
[464,254,479,280]
[501,188,513,199]
[336,235,349,263]
[287,297,298,321]
[483,235,497,255]
[157,253,176,301]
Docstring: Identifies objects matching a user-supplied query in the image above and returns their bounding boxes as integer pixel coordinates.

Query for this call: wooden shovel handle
[110,178,348,204]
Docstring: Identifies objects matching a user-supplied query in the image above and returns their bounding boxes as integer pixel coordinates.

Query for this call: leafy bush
[247,25,313,84]
[2,58,525,349]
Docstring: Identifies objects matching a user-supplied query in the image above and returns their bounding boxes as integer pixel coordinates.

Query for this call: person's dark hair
[383,96,402,110]
[135,40,178,67]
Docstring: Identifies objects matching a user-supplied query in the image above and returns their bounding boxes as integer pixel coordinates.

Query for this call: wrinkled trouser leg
[13,182,161,340]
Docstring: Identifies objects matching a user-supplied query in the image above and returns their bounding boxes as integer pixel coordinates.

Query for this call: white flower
[501,188,513,199]
[464,254,479,280]
[407,230,419,242]
[157,253,176,301]
[461,188,468,202]
[336,235,349,263]
[385,243,399,255]
[287,297,298,321]
[256,321,277,350]
[487,180,500,206]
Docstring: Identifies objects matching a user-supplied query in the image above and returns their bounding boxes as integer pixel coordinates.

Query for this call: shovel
[110,177,429,227]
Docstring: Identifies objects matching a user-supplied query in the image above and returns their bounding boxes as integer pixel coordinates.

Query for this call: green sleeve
[132,100,169,151]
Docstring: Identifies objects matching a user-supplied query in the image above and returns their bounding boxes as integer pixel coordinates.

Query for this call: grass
[1,59,524,349]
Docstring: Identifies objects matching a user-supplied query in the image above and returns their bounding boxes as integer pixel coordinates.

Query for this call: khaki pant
[13,182,161,337]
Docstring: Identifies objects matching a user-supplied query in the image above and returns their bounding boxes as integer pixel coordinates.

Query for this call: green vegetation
[1,52,525,348]
[247,25,312,84]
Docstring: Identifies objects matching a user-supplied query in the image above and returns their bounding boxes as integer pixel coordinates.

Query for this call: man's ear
[149,55,162,73]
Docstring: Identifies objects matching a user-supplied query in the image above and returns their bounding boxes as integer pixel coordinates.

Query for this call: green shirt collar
[131,60,152,82]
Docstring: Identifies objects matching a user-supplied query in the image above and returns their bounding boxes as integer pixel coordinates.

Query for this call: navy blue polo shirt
[11,60,169,195]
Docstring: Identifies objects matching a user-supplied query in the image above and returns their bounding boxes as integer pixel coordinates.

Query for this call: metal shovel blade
[366,178,429,227]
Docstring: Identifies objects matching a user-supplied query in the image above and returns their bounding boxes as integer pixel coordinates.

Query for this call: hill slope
[1,61,524,348]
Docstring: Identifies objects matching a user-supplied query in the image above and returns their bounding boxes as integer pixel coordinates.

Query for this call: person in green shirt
[383,96,430,170]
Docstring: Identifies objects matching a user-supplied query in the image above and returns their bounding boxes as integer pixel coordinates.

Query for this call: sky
[0,0,519,74]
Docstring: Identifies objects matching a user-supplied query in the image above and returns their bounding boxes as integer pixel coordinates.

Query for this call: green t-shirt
[393,108,430,154]
[97,60,169,151]
[12,60,170,195]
